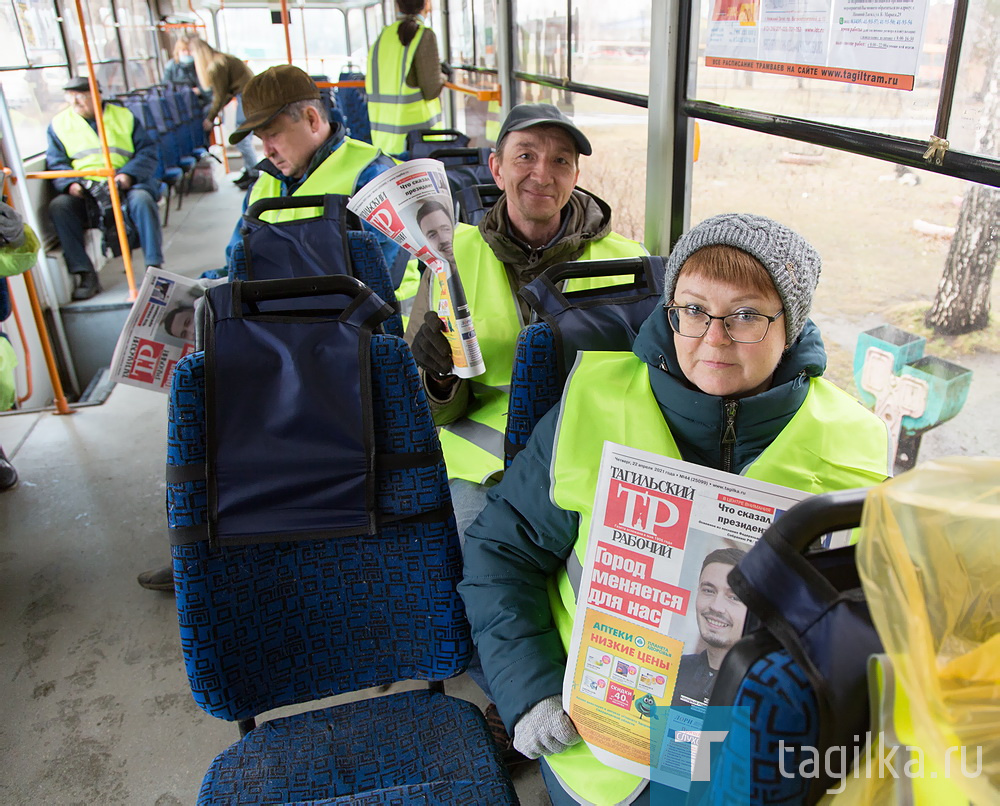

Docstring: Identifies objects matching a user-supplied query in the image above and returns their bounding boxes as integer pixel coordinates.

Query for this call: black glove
[412,310,453,378]
[440,61,454,79]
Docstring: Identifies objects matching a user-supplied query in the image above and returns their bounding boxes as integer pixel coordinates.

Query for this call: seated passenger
[458,213,891,806]
[224,64,402,273]
[137,65,402,593]
[405,102,647,540]
[46,77,164,300]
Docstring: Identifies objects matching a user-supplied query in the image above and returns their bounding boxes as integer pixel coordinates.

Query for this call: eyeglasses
[665,304,784,344]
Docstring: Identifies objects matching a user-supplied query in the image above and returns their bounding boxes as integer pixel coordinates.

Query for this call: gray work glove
[512,695,582,759]
[0,202,26,248]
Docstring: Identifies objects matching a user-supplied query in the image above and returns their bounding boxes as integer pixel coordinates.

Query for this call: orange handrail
[314,79,500,102]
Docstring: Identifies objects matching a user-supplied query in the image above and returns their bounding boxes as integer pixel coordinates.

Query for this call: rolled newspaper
[347,159,485,379]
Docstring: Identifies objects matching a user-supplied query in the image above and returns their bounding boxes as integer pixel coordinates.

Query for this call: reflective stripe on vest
[247,139,382,222]
[544,351,891,804]
[366,21,443,154]
[398,258,423,331]
[436,227,647,485]
[51,105,135,182]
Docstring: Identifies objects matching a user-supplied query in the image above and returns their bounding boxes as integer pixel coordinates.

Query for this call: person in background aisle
[459,213,892,806]
[366,0,449,156]
[0,201,39,491]
[163,37,211,114]
[136,65,403,593]
[187,37,257,189]
[46,77,164,300]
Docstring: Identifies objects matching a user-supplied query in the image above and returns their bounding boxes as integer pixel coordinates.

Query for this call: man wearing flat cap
[222,64,401,272]
[138,64,400,592]
[46,76,164,300]
[405,102,646,536]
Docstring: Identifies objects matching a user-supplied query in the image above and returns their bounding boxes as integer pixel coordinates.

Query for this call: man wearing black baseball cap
[404,100,646,544]
[46,75,164,300]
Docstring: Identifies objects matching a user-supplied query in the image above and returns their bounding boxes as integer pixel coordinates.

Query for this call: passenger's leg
[48,193,100,299]
[124,187,164,267]
[48,193,94,275]
[233,95,259,180]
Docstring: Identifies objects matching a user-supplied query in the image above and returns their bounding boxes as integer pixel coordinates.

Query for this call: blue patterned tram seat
[165,275,518,805]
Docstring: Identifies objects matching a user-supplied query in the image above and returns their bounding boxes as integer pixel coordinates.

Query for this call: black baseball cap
[64,76,96,93]
[496,102,592,156]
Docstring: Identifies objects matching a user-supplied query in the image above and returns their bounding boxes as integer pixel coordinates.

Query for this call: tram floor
[0,162,550,805]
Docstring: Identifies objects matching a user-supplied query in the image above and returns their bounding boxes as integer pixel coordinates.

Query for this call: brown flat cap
[229,64,321,144]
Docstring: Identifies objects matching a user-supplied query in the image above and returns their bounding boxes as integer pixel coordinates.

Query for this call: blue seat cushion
[198,689,517,805]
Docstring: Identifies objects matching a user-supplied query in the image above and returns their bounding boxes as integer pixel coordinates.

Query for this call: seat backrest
[697,489,879,805]
[228,196,402,336]
[405,128,471,159]
[504,255,665,468]
[456,182,502,225]
[335,70,371,144]
[167,276,468,722]
[429,147,494,199]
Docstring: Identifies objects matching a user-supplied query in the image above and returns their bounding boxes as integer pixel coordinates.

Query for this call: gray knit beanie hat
[663,213,821,345]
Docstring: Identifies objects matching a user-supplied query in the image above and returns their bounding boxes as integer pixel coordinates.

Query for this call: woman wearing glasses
[458,213,891,806]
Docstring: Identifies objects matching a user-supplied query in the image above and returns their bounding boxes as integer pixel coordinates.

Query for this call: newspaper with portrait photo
[109,267,205,393]
[347,158,485,378]
[562,441,831,789]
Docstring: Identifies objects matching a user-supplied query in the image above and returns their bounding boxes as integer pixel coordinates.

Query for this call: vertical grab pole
[281,0,293,65]
[70,0,138,300]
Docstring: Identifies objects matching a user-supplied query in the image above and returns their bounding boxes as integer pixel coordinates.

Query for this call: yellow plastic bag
[823,457,999,805]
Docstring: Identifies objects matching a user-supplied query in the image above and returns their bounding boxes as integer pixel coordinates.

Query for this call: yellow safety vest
[435,227,647,485]
[366,21,443,155]
[51,104,136,183]
[485,100,502,144]
[247,138,384,222]
[545,351,891,806]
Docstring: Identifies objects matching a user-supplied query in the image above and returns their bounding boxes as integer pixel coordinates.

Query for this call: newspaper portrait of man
[348,159,484,378]
[669,543,748,709]
[415,198,456,272]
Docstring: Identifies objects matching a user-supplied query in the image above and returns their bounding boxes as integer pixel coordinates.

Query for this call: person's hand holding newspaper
[348,159,485,380]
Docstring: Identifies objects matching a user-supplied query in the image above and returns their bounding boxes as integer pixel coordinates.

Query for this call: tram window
[10,0,66,67]
[346,8,367,63]
[514,0,570,79]
[449,0,495,69]
[571,0,651,96]
[298,9,352,75]
[691,1,996,158]
[688,124,969,390]
[217,8,294,73]
[0,2,31,67]
[1,65,68,158]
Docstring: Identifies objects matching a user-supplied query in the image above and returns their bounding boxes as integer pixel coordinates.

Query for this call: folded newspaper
[347,158,485,378]
[109,267,201,393]
[563,442,845,791]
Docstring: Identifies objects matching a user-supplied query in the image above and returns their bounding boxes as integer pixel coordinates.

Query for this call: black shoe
[0,449,17,492]
[71,271,101,301]
[233,171,254,190]
[137,564,174,592]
